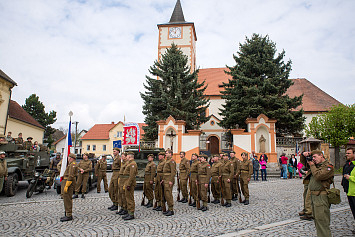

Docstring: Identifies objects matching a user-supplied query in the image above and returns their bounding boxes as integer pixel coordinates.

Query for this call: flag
[296,141,300,156]
[123,123,140,146]
[59,120,72,181]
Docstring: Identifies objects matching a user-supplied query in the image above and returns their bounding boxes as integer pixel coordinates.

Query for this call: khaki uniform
[109,155,121,205]
[179,157,190,199]
[15,137,24,145]
[154,159,166,207]
[123,160,138,215]
[211,160,222,200]
[23,141,33,151]
[301,154,313,216]
[48,157,61,186]
[95,159,108,192]
[63,160,78,217]
[118,160,128,210]
[162,157,176,211]
[75,159,92,194]
[238,159,253,200]
[309,160,334,237]
[190,159,199,202]
[0,158,8,193]
[220,159,234,203]
[230,157,240,197]
[198,161,211,207]
[144,161,156,202]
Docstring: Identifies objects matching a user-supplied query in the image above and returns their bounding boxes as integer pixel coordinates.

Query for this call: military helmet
[158,152,166,156]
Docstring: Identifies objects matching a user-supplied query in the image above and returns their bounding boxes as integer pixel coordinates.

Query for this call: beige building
[0,69,17,135]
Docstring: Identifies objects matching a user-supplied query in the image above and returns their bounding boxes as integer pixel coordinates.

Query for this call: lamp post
[72,121,79,154]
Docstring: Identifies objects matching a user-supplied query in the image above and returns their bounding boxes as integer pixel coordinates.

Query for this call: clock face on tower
[169,27,182,38]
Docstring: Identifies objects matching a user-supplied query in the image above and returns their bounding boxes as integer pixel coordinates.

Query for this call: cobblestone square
[1,175,354,237]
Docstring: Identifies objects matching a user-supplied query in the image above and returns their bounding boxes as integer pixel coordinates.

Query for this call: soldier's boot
[73,193,79,199]
[81,194,85,199]
[198,205,204,210]
[299,210,305,216]
[201,206,208,212]
[123,212,135,220]
[105,190,108,193]
[116,209,124,215]
[121,213,130,219]
[146,201,153,208]
[244,199,249,205]
[189,201,195,207]
[164,210,174,216]
[232,194,238,201]
[110,205,118,211]
[119,210,128,216]
[162,210,169,215]
[178,198,184,202]
[182,198,188,203]
[60,216,73,222]
[241,199,246,203]
[212,199,220,204]
[300,214,313,221]
[108,205,115,210]
[155,206,162,211]
[225,202,232,207]
[192,201,196,207]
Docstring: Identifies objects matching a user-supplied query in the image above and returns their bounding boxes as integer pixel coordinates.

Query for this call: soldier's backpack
[326,182,341,205]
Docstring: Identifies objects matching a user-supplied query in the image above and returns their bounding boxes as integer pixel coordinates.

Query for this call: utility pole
[72,121,79,154]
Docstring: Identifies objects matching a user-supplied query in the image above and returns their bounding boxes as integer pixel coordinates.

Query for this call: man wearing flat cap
[108,148,121,210]
[144,154,156,208]
[162,149,176,216]
[122,152,138,220]
[153,152,166,211]
[0,151,8,193]
[61,153,78,222]
[220,153,234,207]
[189,153,199,207]
[197,154,211,211]
[178,151,190,203]
[73,153,92,199]
[95,155,108,193]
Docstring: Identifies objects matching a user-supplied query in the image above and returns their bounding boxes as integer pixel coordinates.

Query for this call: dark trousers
[261,169,267,181]
[348,196,355,219]
[253,170,259,180]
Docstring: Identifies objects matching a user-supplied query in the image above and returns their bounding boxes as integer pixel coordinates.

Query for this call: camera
[305,155,313,162]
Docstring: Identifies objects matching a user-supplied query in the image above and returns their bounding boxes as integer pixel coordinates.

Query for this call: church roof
[197,67,341,112]
[169,0,185,23]
[8,100,44,129]
[0,69,17,86]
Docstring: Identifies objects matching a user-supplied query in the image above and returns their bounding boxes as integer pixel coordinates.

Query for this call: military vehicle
[0,143,51,196]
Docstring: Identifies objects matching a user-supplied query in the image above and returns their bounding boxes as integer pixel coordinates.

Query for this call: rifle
[219,176,224,206]
[176,171,181,201]
[188,175,192,205]
[141,182,146,206]
[196,178,200,209]
[236,175,242,203]
[161,180,166,212]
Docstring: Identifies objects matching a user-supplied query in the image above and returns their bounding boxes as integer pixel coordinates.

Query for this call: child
[287,163,293,179]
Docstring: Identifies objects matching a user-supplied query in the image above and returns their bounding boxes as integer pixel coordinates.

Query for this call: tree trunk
[334,146,340,170]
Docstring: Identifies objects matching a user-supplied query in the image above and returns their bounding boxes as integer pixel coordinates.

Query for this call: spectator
[342,147,355,221]
[278,155,283,178]
[289,154,298,178]
[259,156,267,181]
[249,150,256,160]
[280,153,288,179]
[251,156,260,181]
[259,152,268,163]
[297,162,303,179]
[287,163,293,178]
[33,141,40,152]
[6,132,13,143]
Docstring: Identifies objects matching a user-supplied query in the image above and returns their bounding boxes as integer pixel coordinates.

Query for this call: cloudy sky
[0,0,354,131]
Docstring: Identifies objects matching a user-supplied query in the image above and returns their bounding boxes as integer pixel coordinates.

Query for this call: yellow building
[0,69,17,135]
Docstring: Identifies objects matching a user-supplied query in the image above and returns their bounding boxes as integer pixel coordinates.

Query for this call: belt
[120,175,129,178]
[311,190,327,195]
[199,175,207,177]
[221,173,230,176]
[241,170,249,173]
[212,175,219,178]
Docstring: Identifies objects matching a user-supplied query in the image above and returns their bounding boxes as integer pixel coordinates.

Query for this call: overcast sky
[0,0,354,131]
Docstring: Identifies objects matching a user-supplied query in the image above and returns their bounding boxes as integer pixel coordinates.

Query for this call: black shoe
[214,199,220,204]
[189,201,194,206]
[110,205,118,211]
[198,206,204,210]
[244,200,249,205]
[146,202,153,208]
[155,206,162,211]
[116,209,123,215]
[73,194,78,199]
[119,210,128,216]
[192,201,196,207]
[164,210,174,216]
[300,214,313,221]
[105,190,108,193]
[123,214,135,220]
[232,196,238,201]
[121,213,129,219]
[60,216,73,222]
[81,194,85,199]
[108,205,115,210]
[241,199,246,203]
[201,206,208,212]
[162,211,169,215]
[225,203,232,207]
[181,198,188,203]
[178,198,184,202]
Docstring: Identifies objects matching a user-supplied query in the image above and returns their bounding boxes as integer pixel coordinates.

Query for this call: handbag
[326,183,341,205]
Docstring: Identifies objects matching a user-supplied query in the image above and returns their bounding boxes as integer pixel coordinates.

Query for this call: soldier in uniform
[15,133,24,145]
[230,151,240,201]
[0,151,8,193]
[95,155,108,193]
[220,153,234,207]
[60,153,78,222]
[117,153,128,215]
[108,148,121,211]
[23,137,33,151]
[299,151,313,220]
[48,152,61,187]
[153,152,166,211]
[189,153,199,207]
[307,150,334,237]
[162,149,176,216]
[211,154,222,204]
[197,154,211,211]
[73,153,92,199]
[178,151,190,203]
[122,152,138,220]
[238,152,253,205]
[144,154,156,208]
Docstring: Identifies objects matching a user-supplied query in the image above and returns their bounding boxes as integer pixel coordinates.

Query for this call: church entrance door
[208,136,219,154]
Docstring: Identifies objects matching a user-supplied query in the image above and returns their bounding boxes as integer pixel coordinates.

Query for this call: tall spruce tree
[219,34,304,135]
[140,44,210,140]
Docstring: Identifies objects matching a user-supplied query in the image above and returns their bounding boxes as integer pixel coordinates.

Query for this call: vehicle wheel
[5,173,19,197]
[56,185,61,195]
[26,182,35,198]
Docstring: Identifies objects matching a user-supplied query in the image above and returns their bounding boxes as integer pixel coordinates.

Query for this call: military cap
[222,153,228,156]
[127,152,135,156]
[83,153,89,156]
[0,150,5,155]
[27,137,33,140]
[241,152,248,157]
[199,154,208,159]
[122,152,128,156]
[147,154,155,158]
[0,134,5,138]
[311,150,323,156]
[192,153,198,157]
[68,153,76,159]
[113,148,120,151]
[230,151,236,154]
[158,152,166,156]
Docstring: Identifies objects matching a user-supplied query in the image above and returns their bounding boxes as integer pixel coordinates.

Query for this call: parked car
[97,154,113,171]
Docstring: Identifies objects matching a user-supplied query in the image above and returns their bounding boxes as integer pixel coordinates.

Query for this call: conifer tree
[141,44,210,140]
[219,34,304,135]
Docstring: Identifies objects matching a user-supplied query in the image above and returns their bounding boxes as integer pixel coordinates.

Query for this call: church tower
[157,0,197,72]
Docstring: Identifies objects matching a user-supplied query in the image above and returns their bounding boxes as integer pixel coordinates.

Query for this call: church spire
[169,0,185,23]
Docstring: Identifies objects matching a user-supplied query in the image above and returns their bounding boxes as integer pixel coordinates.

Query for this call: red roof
[197,68,341,112]
[8,100,44,129]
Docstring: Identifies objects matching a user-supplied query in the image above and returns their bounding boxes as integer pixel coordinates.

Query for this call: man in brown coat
[0,151,8,193]
[189,153,199,207]
[220,153,234,207]
[95,155,108,193]
[238,152,253,205]
[144,154,156,208]
[108,148,121,211]
[116,153,128,215]
[60,153,78,222]
[153,152,166,211]
[122,152,138,220]
[197,154,211,211]
[211,154,222,204]
[178,151,190,203]
[230,151,240,201]
[162,149,176,216]
[73,153,92,199]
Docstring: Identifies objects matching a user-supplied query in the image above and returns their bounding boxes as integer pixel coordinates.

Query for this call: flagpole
[59,111,73,181]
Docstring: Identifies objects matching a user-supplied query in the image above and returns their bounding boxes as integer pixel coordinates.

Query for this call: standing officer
[0,151,8,193]
[230,151,240,201]
[144,154,156,208]
[48,152,61,187]
[162,149,176,216]
[122,152,138,220]
[238,152,253,205]
[153,152,166,211]
[73,153,92,199]
[95,155,108,193]
[189,153,199,207]
[308,150,334,237]
[178,151,190,203]
[299,151,313,220]
[108,148,121,211]
[211,154,222,204]
[117,153,128,215]
[220,153,234,207]
[60,153,78,222]
[197,154,211,211]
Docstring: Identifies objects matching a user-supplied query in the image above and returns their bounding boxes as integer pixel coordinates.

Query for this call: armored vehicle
[0,143,51,196]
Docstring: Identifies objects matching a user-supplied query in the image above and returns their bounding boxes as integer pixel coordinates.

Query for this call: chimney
[111,122,115,124]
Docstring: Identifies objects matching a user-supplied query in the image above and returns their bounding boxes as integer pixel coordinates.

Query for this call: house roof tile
[8,100,44,129]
